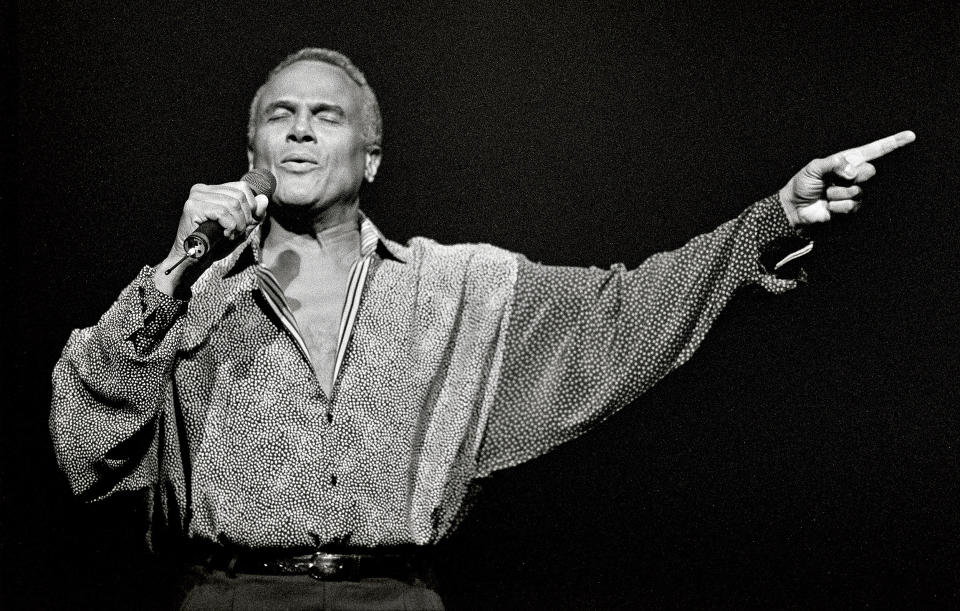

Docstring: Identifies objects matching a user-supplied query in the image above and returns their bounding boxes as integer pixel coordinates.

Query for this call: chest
[263,240,355,338]
[283,262,352,329]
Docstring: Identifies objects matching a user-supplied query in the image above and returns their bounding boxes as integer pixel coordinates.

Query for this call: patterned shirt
[50,195,805,550]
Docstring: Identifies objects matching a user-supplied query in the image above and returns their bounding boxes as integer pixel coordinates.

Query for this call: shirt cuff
[757,193,814,270]
[129,266,188,345]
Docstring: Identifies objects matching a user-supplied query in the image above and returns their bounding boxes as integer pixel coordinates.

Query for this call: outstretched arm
[476,132,916,475]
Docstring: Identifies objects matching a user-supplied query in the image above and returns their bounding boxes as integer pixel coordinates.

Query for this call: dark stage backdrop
[8,1,959,609]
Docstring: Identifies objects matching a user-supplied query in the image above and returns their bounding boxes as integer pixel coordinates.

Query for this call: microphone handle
[164,220,231,276]
[183,220,224,259]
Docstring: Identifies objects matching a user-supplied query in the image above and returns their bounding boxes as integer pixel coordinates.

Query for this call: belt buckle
[307,553,346,581]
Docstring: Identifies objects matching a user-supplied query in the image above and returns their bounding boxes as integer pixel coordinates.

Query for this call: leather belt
[189,543,435,584]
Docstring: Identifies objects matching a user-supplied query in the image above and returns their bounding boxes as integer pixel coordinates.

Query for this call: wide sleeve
[476,194,807,475]
[50,265,187,500]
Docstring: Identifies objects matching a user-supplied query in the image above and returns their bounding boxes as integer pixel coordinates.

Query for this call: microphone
[165,169,276,275]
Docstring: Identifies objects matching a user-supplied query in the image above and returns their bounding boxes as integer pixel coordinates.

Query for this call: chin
[274,186,322,208]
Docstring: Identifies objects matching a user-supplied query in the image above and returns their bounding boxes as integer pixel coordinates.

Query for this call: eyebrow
[262,100,347,117]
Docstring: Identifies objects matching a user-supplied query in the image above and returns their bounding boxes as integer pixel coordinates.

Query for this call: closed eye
[265,104,294,121]
[261,101,346,124]
[315,109,344,124]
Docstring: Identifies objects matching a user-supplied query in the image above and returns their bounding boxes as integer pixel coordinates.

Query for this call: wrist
[154,253,202,298]
[777,186,801,227]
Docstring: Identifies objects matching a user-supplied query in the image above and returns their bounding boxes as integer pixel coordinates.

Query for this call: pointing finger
[843,130,916,165]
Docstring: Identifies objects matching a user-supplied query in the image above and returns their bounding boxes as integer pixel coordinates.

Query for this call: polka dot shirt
[50,194,805,550]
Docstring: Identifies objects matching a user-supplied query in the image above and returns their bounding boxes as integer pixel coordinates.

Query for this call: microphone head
[242,168,277,197]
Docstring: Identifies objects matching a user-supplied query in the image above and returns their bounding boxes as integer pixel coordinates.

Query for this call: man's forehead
[259,60,362,108]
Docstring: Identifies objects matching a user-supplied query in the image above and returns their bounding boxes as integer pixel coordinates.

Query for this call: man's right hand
[155,181,269,297]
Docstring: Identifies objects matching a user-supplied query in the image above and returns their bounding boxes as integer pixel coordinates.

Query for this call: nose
[287,110,315,143]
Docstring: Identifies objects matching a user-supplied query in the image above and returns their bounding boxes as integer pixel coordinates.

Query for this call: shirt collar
[357,210,406,264]
[222,209,405,277]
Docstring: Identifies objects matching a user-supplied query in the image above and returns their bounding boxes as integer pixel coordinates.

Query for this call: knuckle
[231,188,251,207]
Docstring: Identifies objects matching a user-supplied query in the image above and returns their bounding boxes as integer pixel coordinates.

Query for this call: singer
[50,48,915,609]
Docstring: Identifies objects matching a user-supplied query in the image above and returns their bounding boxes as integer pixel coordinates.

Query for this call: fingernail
[842,164,856,178]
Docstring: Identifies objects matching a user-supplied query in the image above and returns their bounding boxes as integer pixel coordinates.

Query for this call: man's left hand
[779,130,916,226]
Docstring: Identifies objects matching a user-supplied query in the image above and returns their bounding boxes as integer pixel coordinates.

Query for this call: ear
[364,146,382,183]
[247,147,255,171]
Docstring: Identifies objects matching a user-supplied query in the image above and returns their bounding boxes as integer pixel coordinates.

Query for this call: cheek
[250,142,270,166]
[252,130,283,161]
[342,140,368,170]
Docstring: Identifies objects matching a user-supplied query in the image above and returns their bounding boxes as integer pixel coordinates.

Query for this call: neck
[267,198,361,238]
[261,201,361,268]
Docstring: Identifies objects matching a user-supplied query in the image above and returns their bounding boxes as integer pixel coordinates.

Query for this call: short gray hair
[247,48,383,150]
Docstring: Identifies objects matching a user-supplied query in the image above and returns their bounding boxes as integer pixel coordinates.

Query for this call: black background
[7,1,960,609]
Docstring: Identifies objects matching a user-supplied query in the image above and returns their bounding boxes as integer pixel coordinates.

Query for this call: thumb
[809,151,864,181]
[837,149,866,179]
[253,194,269,220]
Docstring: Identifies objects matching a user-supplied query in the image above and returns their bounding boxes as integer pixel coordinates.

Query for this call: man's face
[248,60,380,213]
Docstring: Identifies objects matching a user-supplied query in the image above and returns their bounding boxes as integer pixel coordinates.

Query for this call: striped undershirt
[252,214,382,389]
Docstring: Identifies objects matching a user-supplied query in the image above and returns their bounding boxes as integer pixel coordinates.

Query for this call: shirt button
[330,474,338,486]
[326,412,333,424]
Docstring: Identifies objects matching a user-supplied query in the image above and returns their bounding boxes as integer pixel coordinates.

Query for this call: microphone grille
[242,168,277,197]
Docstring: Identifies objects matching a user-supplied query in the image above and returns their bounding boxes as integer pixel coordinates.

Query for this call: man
[50,47,915,609]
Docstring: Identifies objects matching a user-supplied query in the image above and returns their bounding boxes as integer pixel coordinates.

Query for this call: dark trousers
[178,566,445,610]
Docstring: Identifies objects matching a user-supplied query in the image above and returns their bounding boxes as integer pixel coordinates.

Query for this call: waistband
[185,541,437,585]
